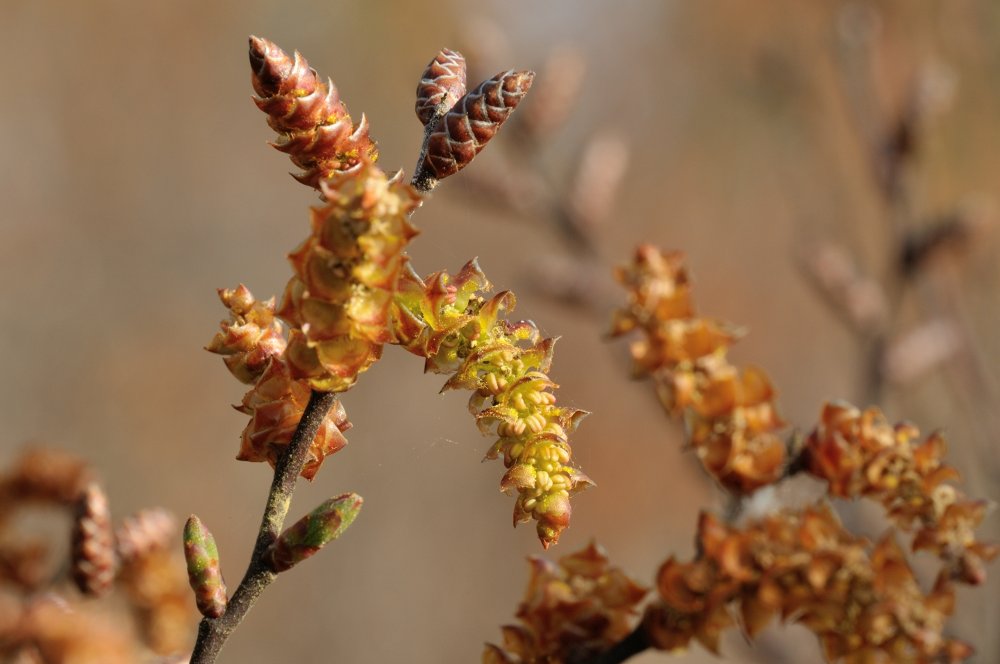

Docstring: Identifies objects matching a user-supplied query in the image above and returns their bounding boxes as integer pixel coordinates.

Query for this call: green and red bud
[266,493,363,573]
[183,515,227,619]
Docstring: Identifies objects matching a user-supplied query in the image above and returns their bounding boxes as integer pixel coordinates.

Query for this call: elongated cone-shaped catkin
[609,246,787,493]
[70,483,117,597]
[278,160,420,392]
[415,48,467,126]
[423,70,534,180]
[265,493,362,573]
[391,261,591,548]
[183,515,227,619]
[249,36,378,189]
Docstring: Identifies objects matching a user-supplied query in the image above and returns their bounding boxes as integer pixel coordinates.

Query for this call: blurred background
[2,0,999,662]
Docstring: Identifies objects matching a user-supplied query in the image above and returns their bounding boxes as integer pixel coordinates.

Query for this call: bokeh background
[2,1,999,662]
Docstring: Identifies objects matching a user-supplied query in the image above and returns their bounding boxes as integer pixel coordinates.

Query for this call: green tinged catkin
[391,260,591,548]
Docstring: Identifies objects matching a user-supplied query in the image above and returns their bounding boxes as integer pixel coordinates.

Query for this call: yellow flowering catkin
[391,259,591,548]
[278,160,420,393]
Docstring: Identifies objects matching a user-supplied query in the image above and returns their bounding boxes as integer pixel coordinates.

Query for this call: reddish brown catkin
[248,36,378,189]
[423,70,534,180]
[70,483,117,597]
[415,48,467,126]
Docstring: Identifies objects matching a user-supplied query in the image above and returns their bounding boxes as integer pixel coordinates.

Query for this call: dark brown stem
[411,120,440,194]
[189,390,338,664]
[578,624,650,664]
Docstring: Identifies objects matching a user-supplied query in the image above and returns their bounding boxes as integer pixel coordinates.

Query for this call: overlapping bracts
[423,70,534,180]
[278,161,420,392]
[484,542,647,663]
[803,402,998,585]
[415,48,467,126]
[249,36,378,189]
[391,260,590,548]
[208,284,352,479]
[610,245,787,492]
[644,506,972,663]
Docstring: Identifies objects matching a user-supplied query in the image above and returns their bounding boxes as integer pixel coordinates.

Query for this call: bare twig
[189,390,338,664]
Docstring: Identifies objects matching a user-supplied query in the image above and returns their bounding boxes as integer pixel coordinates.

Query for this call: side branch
[190,390,338,664]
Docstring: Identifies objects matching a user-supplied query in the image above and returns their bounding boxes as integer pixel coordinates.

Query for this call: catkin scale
[423,70,534,180]
[415,48,467,126]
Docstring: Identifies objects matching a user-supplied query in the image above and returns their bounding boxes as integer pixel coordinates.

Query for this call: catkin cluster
[278,162,420,392]
[483,542,647,664]
[207,285,352,479]
[609,245,786,492]
[391,260,591,548]
[0,449,197,661]
[802,402,998,585]
[221,36,581,547]
[603,244,996,662]
[643,505,971,663]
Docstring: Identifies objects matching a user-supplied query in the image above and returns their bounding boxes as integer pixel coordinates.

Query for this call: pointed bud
[248,35,378,189]
[265,493,362,573]
[70,483,117,597]
[415,48,467,126]
[183,515,227,619]
[422,70,534,180]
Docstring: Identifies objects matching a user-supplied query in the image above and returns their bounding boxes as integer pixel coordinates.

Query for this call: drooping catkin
[391,260,590,548]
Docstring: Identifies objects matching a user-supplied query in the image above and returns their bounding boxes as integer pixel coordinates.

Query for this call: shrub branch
[189,390,337,664]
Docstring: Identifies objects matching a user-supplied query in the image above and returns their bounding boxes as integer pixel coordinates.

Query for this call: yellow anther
[526,414,545,433]
[545,423,566,439]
